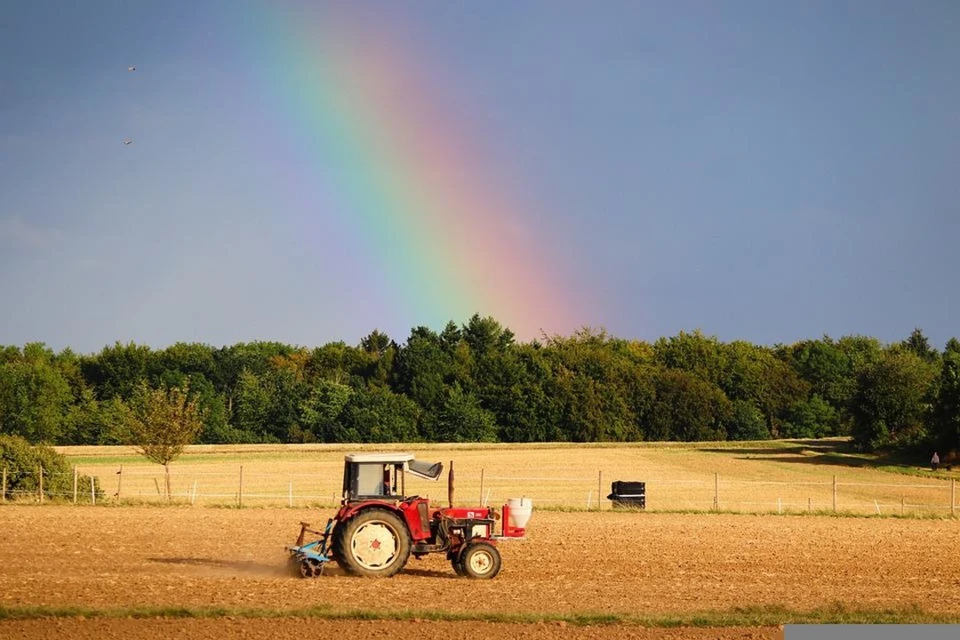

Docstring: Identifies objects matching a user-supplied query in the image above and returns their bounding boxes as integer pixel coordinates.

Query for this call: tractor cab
[342,453,443,502]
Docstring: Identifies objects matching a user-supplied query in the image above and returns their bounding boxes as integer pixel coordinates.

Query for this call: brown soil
[0,619,782,640]
[1,505,958,636]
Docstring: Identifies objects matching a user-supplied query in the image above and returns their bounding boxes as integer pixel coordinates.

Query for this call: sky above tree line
[1,1,957,354]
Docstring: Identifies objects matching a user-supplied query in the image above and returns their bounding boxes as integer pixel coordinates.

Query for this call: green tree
[211,342,298,414]
[781,395,839,439]
[648,370,732,441]
[299,379,353,442]
[80,342,154,400]
[850,350,937,451]
[727,400,770,441]
[0,344,73,443]
[721,341,809,435]
[900,328,939,365]
[128,384,204,499]
[493,344,566,442]
[430,385,498,443]
[439,321,463,353]
[781,337,854,429]
[394,328,452,411]
[155,342,218,385]
[232,370,274,442]
[653,330,724,385]
[463,314,515,355]
[0,434,99,501]
[186,376,239,444]
[63,387,133,445]
[336,387,420,443]
[931,339,960,454]
[308,342,366,386]
[360,330,393,356]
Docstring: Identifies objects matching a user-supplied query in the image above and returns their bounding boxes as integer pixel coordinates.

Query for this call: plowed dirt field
[3,506,958,637]
[0,618,782,640]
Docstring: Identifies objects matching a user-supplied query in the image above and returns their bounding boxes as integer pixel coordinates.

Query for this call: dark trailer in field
[607,481,646,509]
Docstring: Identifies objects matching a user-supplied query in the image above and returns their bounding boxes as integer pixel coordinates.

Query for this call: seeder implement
[286,518,335,577]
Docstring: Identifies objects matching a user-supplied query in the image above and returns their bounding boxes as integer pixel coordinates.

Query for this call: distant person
[931,451,940,472]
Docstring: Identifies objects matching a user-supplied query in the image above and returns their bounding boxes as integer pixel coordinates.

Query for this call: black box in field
[607,481,645,509]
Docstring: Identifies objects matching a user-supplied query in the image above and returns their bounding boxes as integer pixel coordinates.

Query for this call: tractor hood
[408,459,443,480]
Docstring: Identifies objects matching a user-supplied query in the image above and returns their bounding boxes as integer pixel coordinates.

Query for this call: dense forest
[1,315,958,455]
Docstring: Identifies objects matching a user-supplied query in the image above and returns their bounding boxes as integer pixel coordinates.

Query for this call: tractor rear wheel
[459,542,501,579]
[334,508,411,577]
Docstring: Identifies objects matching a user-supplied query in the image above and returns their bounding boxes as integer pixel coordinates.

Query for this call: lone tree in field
[129,384,203,500]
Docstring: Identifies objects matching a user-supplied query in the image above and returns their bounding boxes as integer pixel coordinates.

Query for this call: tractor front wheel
[459,542,501,579]
[450,548,466,576]
[334,508,411,577]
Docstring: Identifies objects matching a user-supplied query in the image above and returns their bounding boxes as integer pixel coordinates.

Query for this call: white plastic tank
[507,497,533,529]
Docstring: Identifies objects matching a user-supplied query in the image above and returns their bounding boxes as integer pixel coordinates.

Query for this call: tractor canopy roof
[344,453,443,481]
[345,453,414,464]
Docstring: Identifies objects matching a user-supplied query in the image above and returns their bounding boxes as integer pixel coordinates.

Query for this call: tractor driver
[382,465,392,496]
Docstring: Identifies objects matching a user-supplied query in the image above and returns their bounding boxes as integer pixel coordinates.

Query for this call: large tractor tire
[459,542,502,579]
[334,508,412,577]
[449,548,466,576]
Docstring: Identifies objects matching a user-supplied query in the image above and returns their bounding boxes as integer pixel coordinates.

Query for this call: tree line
[1,315,957,455]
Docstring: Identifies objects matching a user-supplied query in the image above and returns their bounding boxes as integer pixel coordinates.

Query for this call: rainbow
[240,5,580,340]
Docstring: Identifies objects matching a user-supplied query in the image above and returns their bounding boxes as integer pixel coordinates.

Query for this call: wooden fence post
[238,465,244,508]
[901,496,905,516]
[91,475,96,505]
[714,472,720,511]
[598,470,602,511]
[38,465,44,504]
[116,465,123,502]
[191,480,198,505]
[73,466,78,504]
[833,475,837,512]
[952,479,956,517]
[479,468,484,507]
[2,467,6,502]
[808,497,812,513]
[448,460,455,508]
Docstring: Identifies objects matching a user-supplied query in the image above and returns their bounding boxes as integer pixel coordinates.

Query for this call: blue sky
[1,1,957,353]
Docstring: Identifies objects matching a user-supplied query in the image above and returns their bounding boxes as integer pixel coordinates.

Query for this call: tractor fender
[336,499,434,541]
[336,500,403,523]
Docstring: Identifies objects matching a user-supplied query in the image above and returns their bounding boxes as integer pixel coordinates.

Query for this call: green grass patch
[0,602,953,626]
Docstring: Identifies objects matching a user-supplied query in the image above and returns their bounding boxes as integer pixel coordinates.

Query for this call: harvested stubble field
[55,440,960,514]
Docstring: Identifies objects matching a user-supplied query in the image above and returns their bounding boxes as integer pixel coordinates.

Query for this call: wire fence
[1,464,957,516]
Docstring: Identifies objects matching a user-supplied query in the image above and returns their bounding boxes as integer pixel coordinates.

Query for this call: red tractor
[288,453,530,579]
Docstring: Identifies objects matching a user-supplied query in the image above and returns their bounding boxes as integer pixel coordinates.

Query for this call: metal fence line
[482,476,599,482]
[837,482,948,489]
[1,465,955,515]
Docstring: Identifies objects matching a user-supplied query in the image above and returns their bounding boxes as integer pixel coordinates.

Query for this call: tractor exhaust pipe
[448,460,455,508]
